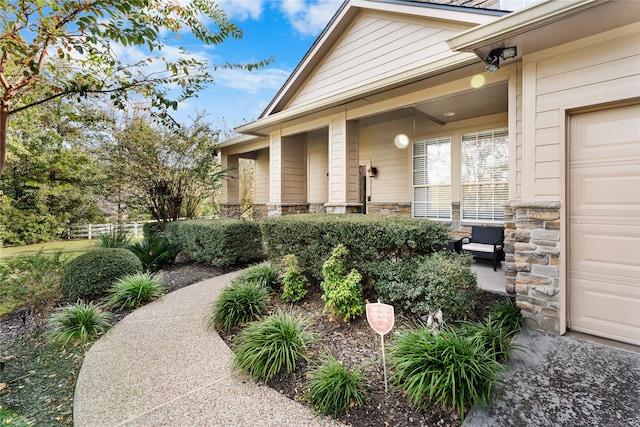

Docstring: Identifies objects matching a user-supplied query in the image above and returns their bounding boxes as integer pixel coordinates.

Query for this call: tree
[108,114,225,224]
[0,0,271,174]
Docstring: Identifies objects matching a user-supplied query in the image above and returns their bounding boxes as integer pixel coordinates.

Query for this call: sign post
[365,301,395,393]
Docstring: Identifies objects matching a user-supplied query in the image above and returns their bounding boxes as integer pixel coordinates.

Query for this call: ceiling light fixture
[484,46,517,73]
[443,112,455,117]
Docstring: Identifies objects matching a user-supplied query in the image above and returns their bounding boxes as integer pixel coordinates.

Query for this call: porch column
[268,129,309,216]
[326,113,362,214]
[220,150,241,218]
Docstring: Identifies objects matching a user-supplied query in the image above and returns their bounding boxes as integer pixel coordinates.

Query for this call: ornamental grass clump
[232,310,316,382]
[305,354,367,418]
[205,280,269,332]
[235,262,281,289]
[488,297,525,337]
[389,325,503,420]
[45,301,113,345]
[106,272,166,310]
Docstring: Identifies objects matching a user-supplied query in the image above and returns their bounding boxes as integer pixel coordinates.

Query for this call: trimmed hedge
[60,248,142,301]
[165,219,264,267]
[261,214,450,282]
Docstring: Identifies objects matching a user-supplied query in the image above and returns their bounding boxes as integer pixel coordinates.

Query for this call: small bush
[143,221,165,239]
[0,253,67,318]
[166,219,263,267]
[127,234,181,272]
[59,248,142,302]
[460,319,515,362]
[96,226,131,248]
[235,263,281,289]
[389,326,503,420]
[45,301,113,345]
[0,408,31,427]
[206,280,269,332]
[261,214,450,281]
[488,297,525,337]
[321,245,364,322]
[281,254,308,303]
[373,251,478,323]
[305,354,367,418]
[106,272,166,310]
[232,310,316,382]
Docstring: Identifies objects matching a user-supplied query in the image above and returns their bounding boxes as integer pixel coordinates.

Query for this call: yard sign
[366,301,395,392]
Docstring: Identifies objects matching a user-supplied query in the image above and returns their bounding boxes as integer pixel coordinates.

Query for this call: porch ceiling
[358,82,508,126]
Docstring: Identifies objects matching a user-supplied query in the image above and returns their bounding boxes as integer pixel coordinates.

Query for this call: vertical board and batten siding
[282,134,307,203]
[254,149,270,203]
[287,11,471,111]
[307,130,329,203]
[522,23,640,201]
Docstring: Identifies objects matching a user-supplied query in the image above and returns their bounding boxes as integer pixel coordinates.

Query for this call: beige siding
[288,11,470,110]
[221,151,239,203]
[282,135,307,203]
[328,113,347,203]
[522,23,640,201]
[307,130,329,204]
[269,131,282,203]
[254,149,270,204]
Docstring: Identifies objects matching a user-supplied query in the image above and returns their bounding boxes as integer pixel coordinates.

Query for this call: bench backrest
[471,226,504,244]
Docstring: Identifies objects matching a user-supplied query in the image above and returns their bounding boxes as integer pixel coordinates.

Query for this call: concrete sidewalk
[74,271,344,427]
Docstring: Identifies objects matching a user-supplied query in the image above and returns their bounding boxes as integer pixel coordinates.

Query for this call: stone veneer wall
[219,203,243,219]
[504,201,561,333]
[324,203,362,214]
[267,203,310,217]
[365,202,411,216]
[309,203,327,214]
[252,204,268,222]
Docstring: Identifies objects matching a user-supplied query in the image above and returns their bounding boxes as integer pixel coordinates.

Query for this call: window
[461,128,508,221]
[413,136,451,219]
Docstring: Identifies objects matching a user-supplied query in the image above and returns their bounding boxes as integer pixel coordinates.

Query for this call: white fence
[66,221,154,240]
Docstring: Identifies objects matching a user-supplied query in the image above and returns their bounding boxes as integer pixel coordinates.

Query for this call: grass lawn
[0,240,96,259]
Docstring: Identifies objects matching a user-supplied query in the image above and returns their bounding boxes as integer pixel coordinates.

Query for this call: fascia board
[447,0,603,52]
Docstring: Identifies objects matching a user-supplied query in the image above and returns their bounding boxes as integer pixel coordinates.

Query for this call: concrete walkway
[74,271,344,427]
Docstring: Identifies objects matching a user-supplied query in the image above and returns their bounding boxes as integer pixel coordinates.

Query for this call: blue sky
[172,0,345,130]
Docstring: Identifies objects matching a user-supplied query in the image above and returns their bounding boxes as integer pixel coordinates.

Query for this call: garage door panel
[570,224,640,276]
[570,276,640,346]
[570,163,640,218]
[569,103,640,345]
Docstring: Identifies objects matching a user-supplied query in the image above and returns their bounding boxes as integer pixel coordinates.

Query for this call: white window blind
[412,136,451,219]
[461,128,508,221]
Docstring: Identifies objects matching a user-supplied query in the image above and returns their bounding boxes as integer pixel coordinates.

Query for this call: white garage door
[569,103,640,346]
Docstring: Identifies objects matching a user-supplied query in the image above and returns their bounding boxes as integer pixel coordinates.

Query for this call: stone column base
[219,203,243,219]
[324,203,363,214]
[267,203,310,217]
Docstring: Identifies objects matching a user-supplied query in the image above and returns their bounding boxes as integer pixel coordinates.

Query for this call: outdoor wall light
[394,133,409,149]
[485,46,517,73]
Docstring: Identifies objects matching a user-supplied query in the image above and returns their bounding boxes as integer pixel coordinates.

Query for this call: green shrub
[96,226,131,248]
[305,354,367,418]
[488,297,525,338]
[127,234,181,272]
[281,254,308,303]
[235,262,281,289]
[45,301,113,345]
[261,214,449,282]
[59,248,142,302]
[143,221,165,239]
[321,245,364,322]
[460,319,515,362]
[232,310,316,382]
[389,326,503,420]
[106,272,166,310]
[206,280,269,332]
[0,253,67,317]
[373,251,478,323]
[166,219,263,267]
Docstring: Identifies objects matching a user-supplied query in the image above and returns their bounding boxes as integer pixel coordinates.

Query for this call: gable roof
[256,0,507,120]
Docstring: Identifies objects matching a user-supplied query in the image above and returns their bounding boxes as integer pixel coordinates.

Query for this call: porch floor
[471,259,507,295]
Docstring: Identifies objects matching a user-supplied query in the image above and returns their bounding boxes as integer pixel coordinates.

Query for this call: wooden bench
[461,226,504,271]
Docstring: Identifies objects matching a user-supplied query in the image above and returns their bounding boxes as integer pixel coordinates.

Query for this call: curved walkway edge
[74,271,345,427]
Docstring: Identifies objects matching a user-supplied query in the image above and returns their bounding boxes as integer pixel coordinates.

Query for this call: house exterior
[218,0,640,345]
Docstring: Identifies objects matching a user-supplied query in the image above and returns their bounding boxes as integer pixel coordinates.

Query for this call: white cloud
[215,67,290,94]
[279,0,341,37]
[217,0,265,21]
